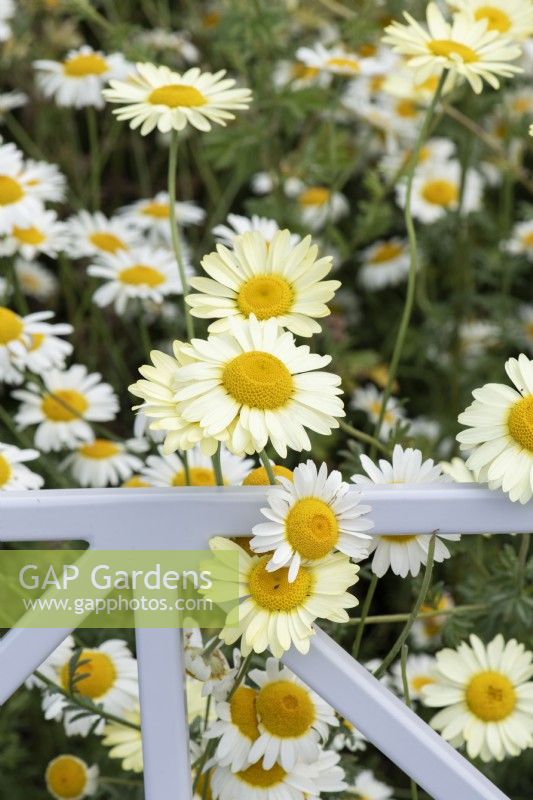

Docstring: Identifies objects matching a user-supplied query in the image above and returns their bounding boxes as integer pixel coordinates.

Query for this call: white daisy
[141,443,253,486]
[87,245,185,314]
[0,306,62,385]
[517,304,533,353]
[205,681,260,772]
[21,159,67,203]
[1,208,68,260]
[348,769,393,800]
[379,136,457,178]
[351,385,405,439]
[20,315,73,376]
[119,191,204,242]
[411,592,455,649]
[0,442,43,490]
[65,210,139,259]
[296,42,382,77]
[135,28,200,63]
[103,63,252,135]
[358,238,411,290]
[459,319,499,359]
[210,537,359,657]
[351,445,460,578]
[247,657,337,770]
[440,456,478,482]
[45,756,98,800]
[26,636,75,690]
[503,219,533,260]
[173,315,345,458]
[450,0,533,41]
[186,230,340,337]
[14,258,58,301]
[13,364,119,452]
[0,90,27,120]
[383,2,523,95]
[210,759,316,800]
[457,353,533,503]
[0,0,14,41]
[392,653,438,701]
[102,706,143,773]
[396,160,484,223]
[307,749,346,799]
[285,178,349,232]
[251,460,373,582]
[506,85,533,118]
[273,59,330,90]
[423,634,533,761]
[0,141,45,234]
[62,438,146,487]
[331,718,367,752]
[212,213,300,248]
[34,46,131,108]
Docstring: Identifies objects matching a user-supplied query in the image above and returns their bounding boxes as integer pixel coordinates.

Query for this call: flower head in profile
[62,438,146,488]
[186,230,340,337]
[251,460,373,581]
[103,63,252,135]
[141,444,253,486]
[45,755,98,800]
[383,2,522,94]
[449,0,533,41]
[423,634,533,761]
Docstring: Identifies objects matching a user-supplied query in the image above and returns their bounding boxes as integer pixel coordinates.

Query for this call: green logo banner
[0,549,240,628]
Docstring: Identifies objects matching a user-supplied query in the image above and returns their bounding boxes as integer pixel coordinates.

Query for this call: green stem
[259,449,277,485]
[168,131,194,340]
[86,107,100,211]
[202,633,222,659]
[400,645,419,800]
[340,420,391,457]
[373,534,436,679]
[182,450,191,485]
[517,534,530,591]
[372,72,447,451]
[212,442,224,486]
[352,573,378,659]
[346,603,487,626]
[5,114,45,160]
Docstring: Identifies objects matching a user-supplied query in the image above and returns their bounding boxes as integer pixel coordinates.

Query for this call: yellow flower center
[521,232,533,248]
[411,675,435,692]
[421,179,458,207]
[79,439,121,459]
[256,680,315,738]
[41,389,89,422]
[63,53,108,77]
[203,10,221,28]
[0,306,23,344]
[89,231,126,253]
[474,6,511,32]
[358,43,377,57]
[326,56,360,73]
[428,39,478,63]
[396,99,418,118]
[292,63,320,79]
[370,75,385,93]
[298,187,331,207]
[148,84,206,108]
[46,756,88,799]
[369,242,404,264]
[141,202,169,218]
[248,556,312,611]
[237,275,294,321]
[511,97,531,114]
[285,497,339,560]
[236,762,287,788]
[122,475,151,488]
[61,650,117,699]
[0,175,24,205]
[507,395,533,451]
[119,265,165,287]
[29,333,45,351]
[417,76,440,93]
[172,467,217,486]
[230,685,260,740]
[466,671,516,721]
[0,453,12,487]
[222,351,294,410]
[13,225,46,245]
[243,465,293,485]
[380,534,417,543]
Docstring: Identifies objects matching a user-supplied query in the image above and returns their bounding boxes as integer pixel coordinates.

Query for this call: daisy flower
[135,28,200,63]
[383,2,523,94]
[26,636,75,690]
[358,238,411,290]
[411,592,455,649]
[141,444,253,486]
[14,258,58,301]
[119,191,205,242]
[102,706,143,773]
[450,0,533,41]
[506,85,533,118]
[351,385,405,438]
[396,160,483,223]
[186,230,340,337]
[210,537,359,657]
[204,681,260,772]
[129,344,219,456]
[37,639,139,736]
[87,245,185,314]
[65,211,139,259]
[13,364,119,452]
[348,769,393,800]
[392,653,438,701]
[248,657,337,770]
[34,46,131,108]
[0,141,45,234]
[0,442,43,490]
[503,219,533,260]
[351,445,460,578]
[173,315,345,458]
[307,749,347,799]
[459,319,499,359]
[21,159,67,203]
[212,213,300,248]
[62,438,146,487]
[285,178,349,232]
[251,460,373,582]
[423,634,533,761]
[379,136,457,178]
[457,353,533,503]
[2,209,68,260]
[0,90,27,120]
[440,456,478,482]
[45,756,98,800]
[517,304,533,352]
[0,0,14,41]
[210,759,316,800]
[103,63,252,135]
[21,316,73,376]
[296,42,381,77]
[185,633,236,699]
[242,463,293,485]
[0,306,63,385]
[273,59,329,90]
[331,718,367,752]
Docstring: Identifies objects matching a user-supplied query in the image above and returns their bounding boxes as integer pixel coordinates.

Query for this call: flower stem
[212,442,224,486]
[168,131,194,340]
[352,573,378,659]
[400,645,419,800]
[372,72,447,450]
[373,534,436,679]
[346,602,486,626]
[86,107,100,211]
[340,420,391,457]
[259,449,277,484]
